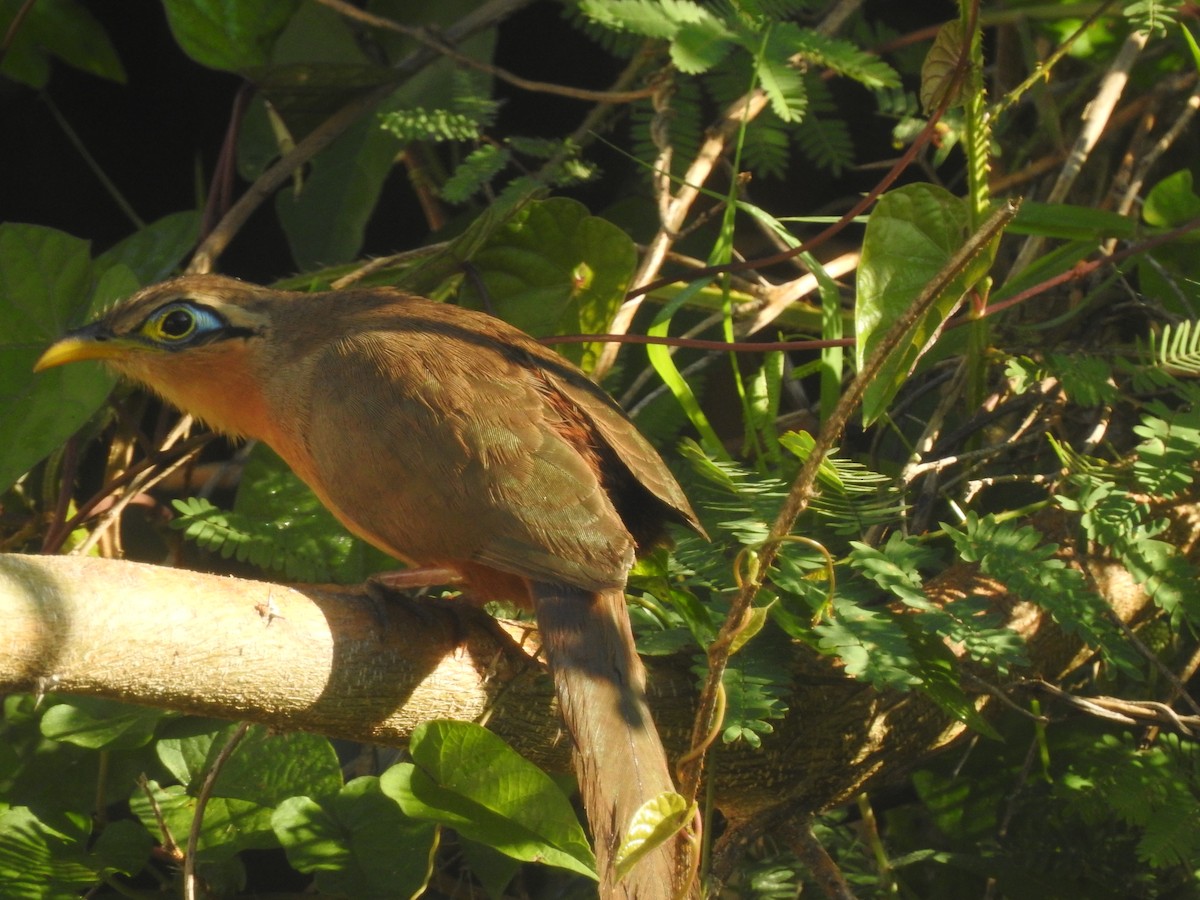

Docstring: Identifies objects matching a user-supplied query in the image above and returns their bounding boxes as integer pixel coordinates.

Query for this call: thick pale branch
[0,553,570,765]
[0,539,1163,820]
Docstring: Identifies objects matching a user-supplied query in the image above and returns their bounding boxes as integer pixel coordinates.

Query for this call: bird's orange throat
[113,343,283,451]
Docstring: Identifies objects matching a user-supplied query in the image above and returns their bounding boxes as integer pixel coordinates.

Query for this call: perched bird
[36,274,704,898]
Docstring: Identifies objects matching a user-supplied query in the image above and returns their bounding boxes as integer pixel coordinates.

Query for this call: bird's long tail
[532,582,681,899]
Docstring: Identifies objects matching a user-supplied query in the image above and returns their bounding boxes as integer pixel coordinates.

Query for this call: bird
[35,274,705,898]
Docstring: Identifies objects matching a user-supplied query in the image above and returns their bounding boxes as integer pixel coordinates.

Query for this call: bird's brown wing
[297,329,634,592]
[546,371,706,538]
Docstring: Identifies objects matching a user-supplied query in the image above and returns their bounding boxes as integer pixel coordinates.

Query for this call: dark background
[1,0,948,284]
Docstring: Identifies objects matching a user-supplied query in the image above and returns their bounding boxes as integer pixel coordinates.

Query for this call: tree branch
[0,537,1164,821]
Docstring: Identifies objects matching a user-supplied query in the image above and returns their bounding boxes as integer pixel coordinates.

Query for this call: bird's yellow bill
[33,336,125,372]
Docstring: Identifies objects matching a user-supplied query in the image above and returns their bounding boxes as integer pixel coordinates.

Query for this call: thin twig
[1009,26,1148,277]
[782,814,857,900]
[183,723,253,900]
[188,0,532,273]
[315,0,654,104]
[71,417,202,558]
[594,87,770,376]
[41,94,145,230]
[1030,680,1200,735]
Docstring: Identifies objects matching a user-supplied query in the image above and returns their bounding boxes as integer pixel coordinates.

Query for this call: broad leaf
[276,114,403,270]
[94,211,201,284]
[129,781,276,863]
[856,184,998,425]
[0,0,124,88]
[161,0,300,71]
[1143,169,1200,229]
[0,224,123,492]
[464,197,637,370]
[614,792,691,880]
[273,777,437,900]
[0,807,148,899]
[380,720,596,879]
[40,698,166,751]
[156,723,342,805]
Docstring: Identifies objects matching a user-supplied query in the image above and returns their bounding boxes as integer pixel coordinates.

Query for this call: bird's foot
[363,568,479,644]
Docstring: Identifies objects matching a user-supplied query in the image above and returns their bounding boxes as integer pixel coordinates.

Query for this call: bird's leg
[355,566,464,632]
[369,566,466,593]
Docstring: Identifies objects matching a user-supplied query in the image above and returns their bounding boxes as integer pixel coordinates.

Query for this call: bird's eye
[160,308,195,337]
[142,303,199,343]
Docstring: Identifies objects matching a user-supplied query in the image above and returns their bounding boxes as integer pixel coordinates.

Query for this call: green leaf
[0,224,119,492]
[1008,201,1138,241]
[787,25,900,89]
[89,819,156,880]
[131,725,341,867]
[815,597,923,689]
[464,197,637,370]
[0,0,125,88]
[578,0,682,39]
[156,723,342,804]
[614,792,691,880]
[1143,169,1200,229]
[441,144,512,204]
[0,807,98,898]
[273,777,437,900]
[945,513,1141,675]
[39,698,166,751]
[920,20,964,113]
[380,720,596,879]
[715,626,793,745]
[458,837,524,899]
[161,0,301,71]
[751,24,808,122]
[276,114,404,269]
[1183,22,1200,75]
[856,184,999,425]
[670,19,734,73]
[129,780,275,863]
[94,211,202,284]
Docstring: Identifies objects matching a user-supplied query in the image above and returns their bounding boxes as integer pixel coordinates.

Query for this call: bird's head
[35,274,281,440]
[35,274,272,375]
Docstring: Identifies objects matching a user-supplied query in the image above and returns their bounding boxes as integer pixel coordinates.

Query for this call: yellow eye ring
[143,304,197,342]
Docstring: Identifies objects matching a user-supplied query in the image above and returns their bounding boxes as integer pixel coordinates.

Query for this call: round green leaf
[39,698,165,751]
[465,197,636,370]
[380,720,596,879]
[273,777,437,899]
[0,224,121,492]
[614,791,692,881]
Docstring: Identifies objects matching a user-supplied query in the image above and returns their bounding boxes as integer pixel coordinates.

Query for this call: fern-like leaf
[851,535,1028,675]
[577,0,685,39]
[1059,478,1199,624]
[709,626,793,748]
[779,431,906,536]
[1143,319,1200,377]
[440,145,511,204]
[1061,733,1200,871]
[752,23,808,122]
[789,74,854,175]
[171,497,334,583]
[1131,401,1200,496]
[944,513,1142,676]
[378,73,499,144]
[787,26,900,89]
[1123,0,1182,36]
[793,112,853,176]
